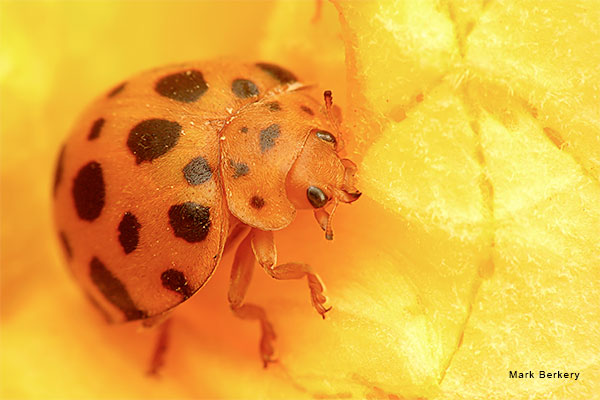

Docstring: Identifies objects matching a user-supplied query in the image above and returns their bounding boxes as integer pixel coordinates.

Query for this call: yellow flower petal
[337,0,600,398]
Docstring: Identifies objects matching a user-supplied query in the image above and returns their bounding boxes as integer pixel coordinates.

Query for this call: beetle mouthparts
[338,189,361,203]
[340,158,360,203]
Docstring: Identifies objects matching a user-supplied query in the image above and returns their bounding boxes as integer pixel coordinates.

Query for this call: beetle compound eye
[307,186,328,208]
[315,130,337,145]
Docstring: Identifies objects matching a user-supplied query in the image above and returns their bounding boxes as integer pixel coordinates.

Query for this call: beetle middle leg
[228,231,277,367]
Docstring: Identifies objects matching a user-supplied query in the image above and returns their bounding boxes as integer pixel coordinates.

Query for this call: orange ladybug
[53,60,361,368]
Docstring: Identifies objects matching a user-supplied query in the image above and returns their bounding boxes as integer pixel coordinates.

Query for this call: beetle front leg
[251,229,331,318]
[228,231,277,367]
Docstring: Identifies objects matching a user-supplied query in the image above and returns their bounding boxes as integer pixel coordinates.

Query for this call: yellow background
[1,0,599,399]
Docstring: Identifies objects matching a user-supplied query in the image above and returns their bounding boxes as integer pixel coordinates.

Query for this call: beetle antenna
[323,90,345,151]
[314,208,329,231]
[324,198,338,240]
[313,196,338,241]
[323,90,338,130]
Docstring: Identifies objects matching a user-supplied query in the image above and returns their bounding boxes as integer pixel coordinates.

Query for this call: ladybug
[53,60,361,369]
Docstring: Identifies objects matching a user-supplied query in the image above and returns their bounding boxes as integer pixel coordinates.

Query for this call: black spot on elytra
[161,269,193,299]
[266,101,281,111]
[260,123,280,152]
[183,156,212,185]
[232,79,259,98]
[155,70,208,103]
[107,82,126,98]
[89,257,147,320]
[240,126,248,133]
[58,231,73,260]
[300,105,314,115]
[250,196,265,209]
[53,145,66,196]
[88,118,105,140]
[127,119,181,164]
[168,202,211,243]
[316,130,337,145]
[256,62,297,84]
[118,212,141,254]
[229,159,249,178]
[72,161,105,221]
